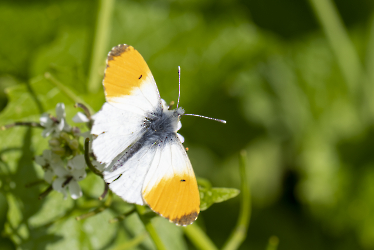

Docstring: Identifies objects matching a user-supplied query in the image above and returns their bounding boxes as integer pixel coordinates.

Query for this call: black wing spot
[139,75,142,79]
[181,179,186,182]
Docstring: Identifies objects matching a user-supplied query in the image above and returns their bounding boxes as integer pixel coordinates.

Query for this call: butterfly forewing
[103,44,161,113]
[91,103,146,164]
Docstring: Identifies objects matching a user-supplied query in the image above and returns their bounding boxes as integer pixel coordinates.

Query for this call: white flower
[73,112,89,123]
[34,150,64,183]
[40,103,70,137]
[52,155,87,199]
[72,111,93,138]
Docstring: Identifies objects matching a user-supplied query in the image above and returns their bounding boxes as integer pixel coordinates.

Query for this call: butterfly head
[163,106,184,133]
[173,107,185,117]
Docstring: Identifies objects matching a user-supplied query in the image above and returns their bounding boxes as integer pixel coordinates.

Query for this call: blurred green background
[1,0,374,249]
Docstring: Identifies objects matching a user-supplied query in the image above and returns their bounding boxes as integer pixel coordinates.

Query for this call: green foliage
[199,183,240,211]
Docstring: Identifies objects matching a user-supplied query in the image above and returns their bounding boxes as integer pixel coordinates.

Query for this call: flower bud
[60,132,70,141]
[51,147,66,156]
[68,139,79,151]
[71,127,81,135]
[48,138,60,147]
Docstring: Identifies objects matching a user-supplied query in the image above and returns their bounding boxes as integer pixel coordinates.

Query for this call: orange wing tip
[169,211,199,226]
[107,44,132,61]
[143,174,200,226]
[150,207,199,226]
[103,44,152,100]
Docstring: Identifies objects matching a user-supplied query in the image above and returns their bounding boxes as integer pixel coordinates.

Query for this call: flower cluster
[34,103,103,199]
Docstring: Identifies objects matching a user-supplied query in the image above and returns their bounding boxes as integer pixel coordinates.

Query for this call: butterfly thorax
[143,107,184,135]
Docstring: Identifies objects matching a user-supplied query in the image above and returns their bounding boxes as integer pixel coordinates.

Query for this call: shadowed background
[1,0,374,249]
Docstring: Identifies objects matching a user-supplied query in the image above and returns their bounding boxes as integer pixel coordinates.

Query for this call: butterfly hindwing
[142,135,200,226]
[103,139,159,205]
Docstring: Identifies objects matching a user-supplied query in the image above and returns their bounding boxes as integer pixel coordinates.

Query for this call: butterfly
[91,44,225,226]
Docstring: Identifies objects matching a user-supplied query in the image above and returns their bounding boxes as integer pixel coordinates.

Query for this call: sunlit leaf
[199,187,240,211]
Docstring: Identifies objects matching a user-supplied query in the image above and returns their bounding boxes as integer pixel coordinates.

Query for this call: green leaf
[199,187,240,211]
[30,29,89,94]
[0,192,8,232]
[0,0,96,78]
[153,217,188,250]
[0,193,15,250]
[197,177,212,189]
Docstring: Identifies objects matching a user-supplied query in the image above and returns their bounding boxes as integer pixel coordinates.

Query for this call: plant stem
[84,138,103,177]
[109,207,136,223]
[99,182,109,200]
[363,15,374,120]
[75,102,93,129]
[307,0,363,96]
[222,150,251,250]
[44,72,86,105]
[75,103,92,120]
[183,223,218,250]
[112,231,148,250]
[38,185,53,200]
[87,0,115,93]
[1,122,44,130]
[25,179,46,187]
[135,205,166,250]
[367,15,374,85]
[76,206,106,221]
[76,191,112,221]
[266,236,279,250]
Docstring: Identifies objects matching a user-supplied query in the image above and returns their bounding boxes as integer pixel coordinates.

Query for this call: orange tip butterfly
[91,44,226,226]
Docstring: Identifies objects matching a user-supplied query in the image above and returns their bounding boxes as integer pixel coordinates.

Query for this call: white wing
[92,44,163,165]
[142,136,200,226]
[103,140,159,205]
[103,44,161,113]
[91,102,146,165]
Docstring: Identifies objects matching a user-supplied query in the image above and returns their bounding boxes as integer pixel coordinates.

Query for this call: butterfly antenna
[184,113,226,124]
[177,66,181,108]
